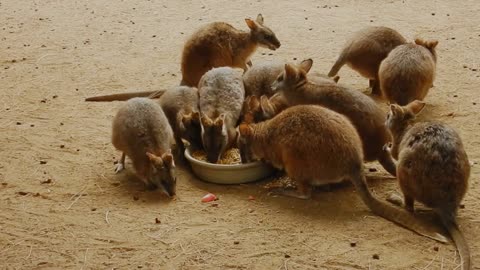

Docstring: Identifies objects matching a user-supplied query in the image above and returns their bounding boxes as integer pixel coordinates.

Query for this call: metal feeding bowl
[184,148,275,184]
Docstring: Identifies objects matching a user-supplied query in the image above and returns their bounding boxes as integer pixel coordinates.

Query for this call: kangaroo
[85,89,166,102]
[198,67,245,163]
[384,101,471,269]
[112,98,176,197]
[270,61,397,176]
[237,105,446,242]
[181,14,281,87]
[243,59,338,97]
[379,39,438,105]
[328,26,406,95]
[158,86,202,157]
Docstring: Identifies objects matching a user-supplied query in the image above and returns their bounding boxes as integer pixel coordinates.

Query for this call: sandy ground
[1,0,480,269]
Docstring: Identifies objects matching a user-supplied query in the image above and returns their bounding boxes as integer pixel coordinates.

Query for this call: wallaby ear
[146,152,164,166]
[284,63,297,80]
[239,123,253,138]
[333,75,340,83]
[162,151,175,168]
[181,113,192,127]
[299,59,313,73]
[200,114,212,127]
[245,18,258,30]
[390,104,403,116]
[191,111,200,122]
[406,100,426,115]
[256,14,264,25]
[428,40,439,49]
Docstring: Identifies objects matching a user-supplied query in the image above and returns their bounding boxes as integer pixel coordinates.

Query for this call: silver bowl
[184,148,275,184]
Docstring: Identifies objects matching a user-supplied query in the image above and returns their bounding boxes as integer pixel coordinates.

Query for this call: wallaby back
[379,40,438,105]
[181,14,280,87]
[243,60,285,97]
[112,98,176,195]
[158,86,202,154]
[198,67,245,163]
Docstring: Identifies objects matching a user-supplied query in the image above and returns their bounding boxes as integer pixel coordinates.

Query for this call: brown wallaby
[271,61,397,176]
[181,14,281,87]
[198,67,245,163]
[384,101,471,269]
[112,98,176,196]
[243,59,338,97]
[237,105,446,242]
[85,89,166,102]
[240,94,287,125]
[328,26,406,95]
[158,86,202,156]
[379,39,438,105]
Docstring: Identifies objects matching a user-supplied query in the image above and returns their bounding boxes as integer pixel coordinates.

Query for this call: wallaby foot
[387,192,432,213]
[115,153,126,174]
[268,182,312,200]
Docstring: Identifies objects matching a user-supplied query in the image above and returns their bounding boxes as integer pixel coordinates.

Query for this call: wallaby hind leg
[115,153,126,173]
[269,181,312,200]
[387,193,433,214]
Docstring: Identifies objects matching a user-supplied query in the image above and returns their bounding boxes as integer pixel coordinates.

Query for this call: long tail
[327,52,347,77]
[439,210,471,270]
[85,90,165,102]
[351,174,448,243]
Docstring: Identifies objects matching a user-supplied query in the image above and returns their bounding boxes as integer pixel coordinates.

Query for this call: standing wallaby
[158,86,202,157]
[198,67,245,163]
[237,105,446,242]
[181,14,281,87]
[243,59,338,97]
[384,101,471,269]
[271,61,397,176]
[328,26,406,95]
[112,98,176,197]
[379,39,438,105]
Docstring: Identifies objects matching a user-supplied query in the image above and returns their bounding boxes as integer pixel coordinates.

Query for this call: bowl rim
[184,148,266,170]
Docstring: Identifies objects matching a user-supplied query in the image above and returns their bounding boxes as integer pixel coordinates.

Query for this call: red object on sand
[201,193,217,202]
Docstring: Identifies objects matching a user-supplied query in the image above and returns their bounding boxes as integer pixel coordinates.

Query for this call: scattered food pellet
[40,160,47,165]
[453,94,458,97]
[60,145,65,148]
[211,203,219,207]
[350,242,357,247]
[248,195,255,201]
[16,122,22,125]
[372,254,380,260]
[431,13,435,16]
[18,191,28,196]
[368,168,377,172]
[40,179,52,184]
[472,68,477,71]
[155,218,161,224]
[201,193,217,202]
[284,254,291,258]
[447,112,454,117]
[30,124,34,127]
[433,246,439,251]
[40,98,47,103]
[459,204,465,209]
[52,95,58,99]
[133,195,139,201]
[463,65,468,68]
[91,208,97,211]
[234,241,240,245]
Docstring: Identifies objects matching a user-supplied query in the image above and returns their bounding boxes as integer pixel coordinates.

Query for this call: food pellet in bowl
[191,148,241,165]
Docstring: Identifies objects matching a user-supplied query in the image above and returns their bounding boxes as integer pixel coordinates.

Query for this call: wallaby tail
[85,90,165,102]
[327,53,347,77]
[439,210,471,270]
[351,174,448,243]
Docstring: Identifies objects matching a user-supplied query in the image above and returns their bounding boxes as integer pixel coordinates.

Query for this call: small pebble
[18,191,28,196]
[60,145,65,148]
[234,241,240,245]
[473,102,477,105]
[463,65,468,68]
[155,218,161,224]
[91,208,97,211]
[40,179,52,184]
[284,254,291,258]
[52,95,58,99]
[453,95,458,97]
[472,68,477,71]
[431,13,435,16]
[372,254,380,260]
[40,160,47,165]
[350,242,357,247]
[433,246,439,251]
[30,124,34,127]
[133,195,139,201]
[16,122,22,125]
[1,183,7,186]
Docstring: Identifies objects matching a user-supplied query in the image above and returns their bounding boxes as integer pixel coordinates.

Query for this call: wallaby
[112,98,176,197]
[379,39,438,105]
[181,14,281,87]
[270,61,397,176]
[158,86,202,157]
[198,67,245,163]
[237,105,446,242]
[85,89,166,102]
[328,26,406,95]
[384,101,471,269]
[241,94,287,125]
[243,59,338,97]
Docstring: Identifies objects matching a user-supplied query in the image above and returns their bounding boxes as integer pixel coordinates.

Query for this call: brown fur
[181,14,280,87]
[271,61,397,176]
[112,98,176,196]
[158,86,202,156]
[237,105,446,242]
[385,101,471,269]
[379,39,438,105]
[198,67,245,163]
[328,26,406,95]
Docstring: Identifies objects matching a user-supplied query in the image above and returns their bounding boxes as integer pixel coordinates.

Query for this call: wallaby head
[414,38,439,61]
[271,59,313,92]
[237,123,255,163]
[245,14,281,51]
[180,111,202,148]
[145,150,176,197]
[200,113,229,163]
[386,100,426,131]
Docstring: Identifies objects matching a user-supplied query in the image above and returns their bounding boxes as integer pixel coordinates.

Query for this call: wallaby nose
[207,153,219,163]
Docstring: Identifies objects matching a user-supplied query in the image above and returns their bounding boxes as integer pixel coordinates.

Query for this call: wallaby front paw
[114,163,125,174]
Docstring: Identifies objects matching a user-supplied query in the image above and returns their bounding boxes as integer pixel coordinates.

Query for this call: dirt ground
[1,0,479,269]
